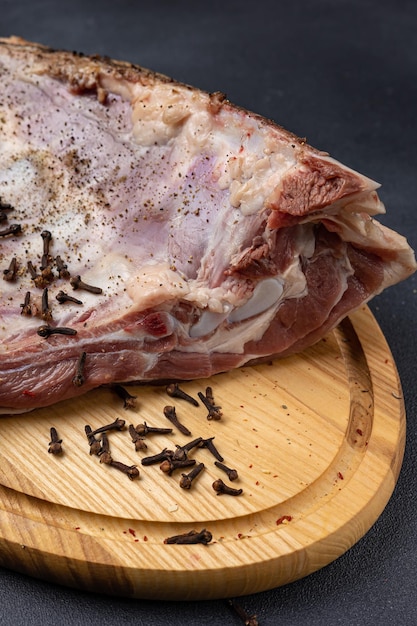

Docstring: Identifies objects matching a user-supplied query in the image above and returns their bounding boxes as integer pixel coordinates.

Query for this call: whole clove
[214,461,239,481]
[166,383,199,407]
[199,437,224,462]
[85,424,101,456]
[37,325,77,338]
[0,223,21,237]
[20,291,32,316]
[160,458,196,476]
[108,460,140,480]
[135,422,173,437]
[98,432,113,464]
[197,391,222,420]
[212,478,243,496]
[172,437,203,461]
[72,351,87,387]
[55,255,70,279]
[96,433,140,479]
[112,384,137,409]
[128,424,148,451]
[48,427,63,455]
[179,462,205,489]
[205,386,215,405]
[90,418,126,436]
[56,291,83,305]
[163,405,191,436]
[3,257,17,281]
[70,275,103,294]
[27,260,53,288]
[41,287,52,321]
[27,260,39,281]
[40,230,52,270]
[164,529,212,545]
[41,230,52,247]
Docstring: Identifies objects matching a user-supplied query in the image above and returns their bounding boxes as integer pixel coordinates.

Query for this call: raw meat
[0,37,415,414]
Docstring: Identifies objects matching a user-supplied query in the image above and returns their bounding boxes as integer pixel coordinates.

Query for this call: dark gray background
[1,1,416,624]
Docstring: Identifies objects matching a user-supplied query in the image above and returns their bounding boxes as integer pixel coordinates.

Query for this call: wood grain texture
[0,305,405,599]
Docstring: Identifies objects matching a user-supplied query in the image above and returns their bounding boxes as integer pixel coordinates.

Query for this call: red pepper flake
[255,481,260,486]
[255,445,259,448]
[356,428,363,436]
[338,472,344,480]
[128,528,136,537]
[143,536,148,542]
[22,390,36,397]
[276,515,292,525]
[134,539,139,543]
[249,464,253,468]
[74,527,80,530]
[237,533,244,539]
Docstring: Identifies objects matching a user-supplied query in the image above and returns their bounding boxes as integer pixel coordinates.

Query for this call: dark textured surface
[1,1,416,624]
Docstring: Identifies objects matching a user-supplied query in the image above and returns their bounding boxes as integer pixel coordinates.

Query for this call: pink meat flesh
[0,37,415,414]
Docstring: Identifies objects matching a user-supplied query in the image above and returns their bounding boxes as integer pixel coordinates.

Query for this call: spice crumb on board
[164,529,212,545]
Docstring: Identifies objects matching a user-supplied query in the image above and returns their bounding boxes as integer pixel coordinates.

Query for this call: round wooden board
[0,305,405,600]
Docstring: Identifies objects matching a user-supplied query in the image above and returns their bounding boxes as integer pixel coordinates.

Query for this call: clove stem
[90,418,126,436]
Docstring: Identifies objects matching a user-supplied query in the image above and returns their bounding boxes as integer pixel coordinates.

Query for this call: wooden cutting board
[0,305,405,600]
